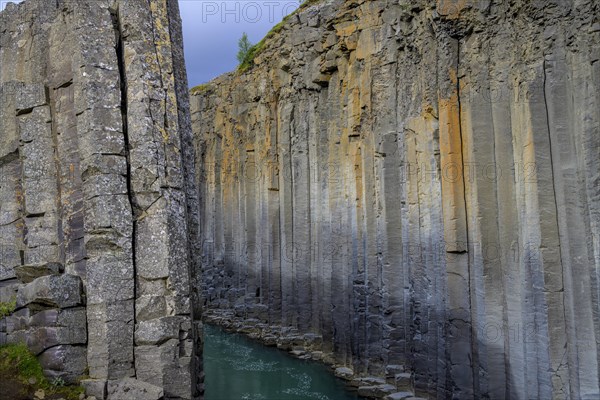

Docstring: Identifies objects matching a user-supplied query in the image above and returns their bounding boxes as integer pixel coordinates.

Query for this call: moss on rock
[0,343,85,400]
[190,83,214,95]
[0,297,16,318]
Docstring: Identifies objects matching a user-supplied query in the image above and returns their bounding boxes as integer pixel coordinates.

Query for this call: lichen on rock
[191,0,600,398]
[0,0,201,398]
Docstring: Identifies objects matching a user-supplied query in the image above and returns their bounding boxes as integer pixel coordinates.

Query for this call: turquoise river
[203,324,364,400]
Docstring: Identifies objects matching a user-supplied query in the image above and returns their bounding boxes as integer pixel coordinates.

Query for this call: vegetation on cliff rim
[190,83,213,95]
[237,0,324,73]
[0,343,85,400]
[298,0,323,10]
[237,18,285,72]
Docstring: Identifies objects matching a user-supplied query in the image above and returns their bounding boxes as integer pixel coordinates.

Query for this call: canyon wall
[0,1,201,398]
[192,0,600,398]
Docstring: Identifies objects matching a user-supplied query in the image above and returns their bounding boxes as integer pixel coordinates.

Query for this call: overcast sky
[1,0,301,88]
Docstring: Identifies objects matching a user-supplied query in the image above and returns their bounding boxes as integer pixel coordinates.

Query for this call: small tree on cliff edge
[237,33,253,64]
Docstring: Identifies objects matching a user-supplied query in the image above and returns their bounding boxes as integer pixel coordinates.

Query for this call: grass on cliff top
[237,0,324,73]
[0,343,85,400]
[190,83,214,95]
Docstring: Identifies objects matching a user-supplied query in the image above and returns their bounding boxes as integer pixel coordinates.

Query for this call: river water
[203,324,363,400]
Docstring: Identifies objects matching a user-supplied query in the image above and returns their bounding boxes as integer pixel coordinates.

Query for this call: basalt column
[192,0,600,398]
[0,1,201,399]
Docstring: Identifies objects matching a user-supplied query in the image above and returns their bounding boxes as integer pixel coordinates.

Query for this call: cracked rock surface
[0,0,201,399]
[192,0,600,398]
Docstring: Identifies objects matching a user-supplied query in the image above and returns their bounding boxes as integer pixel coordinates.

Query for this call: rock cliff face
[192,0,600,398]
[0,1,201,399]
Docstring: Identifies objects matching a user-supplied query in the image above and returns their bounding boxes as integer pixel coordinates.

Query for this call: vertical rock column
[0,80,87,383]
[0,0,89,383]
[115,0,199,397]
[75,1,136,384]
[0,1,200,398]
[192,0,600,398]
[437,34,474,398]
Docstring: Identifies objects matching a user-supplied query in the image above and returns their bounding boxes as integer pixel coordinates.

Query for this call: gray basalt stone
[16,274,82,309]
[1,0,198,398]
[135,339,193,399]
[191,0,600,398]
[135,316,182,346]
[14,263,61,283]
[106,378,163,400]
[0,282,19,302]
[9,307,87,354]
[384,393,414,400]
[136,295,168,321]
[334,367,354,379]
[357,384,398,398]
[80,379,107,400]
[15,83,47,112]
[38,345,87,384]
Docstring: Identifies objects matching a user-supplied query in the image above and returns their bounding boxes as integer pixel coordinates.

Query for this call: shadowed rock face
[192,0,600,398]
[0,0,201,399]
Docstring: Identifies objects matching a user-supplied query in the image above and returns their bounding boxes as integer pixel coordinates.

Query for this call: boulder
[358,384,397,398]
[80,379,107,400]
[334,367,354,380]
[16,274,82,309]
[134,316,182,345]
[384,392,415,400]
[38,345,87,384]
[107,378,163,400]
[14,263,61,284]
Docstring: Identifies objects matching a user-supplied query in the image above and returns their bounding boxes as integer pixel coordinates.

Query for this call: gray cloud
[180,0,301,87]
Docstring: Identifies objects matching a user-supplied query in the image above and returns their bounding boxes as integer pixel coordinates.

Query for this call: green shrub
[237,32,253,64]
[0,343,46,383]
[238,42,262,72]
[51,376,66,387]
[237,0,324,73]
[0,343,85,400]
[237,21,283,73]
[0,297,16,318]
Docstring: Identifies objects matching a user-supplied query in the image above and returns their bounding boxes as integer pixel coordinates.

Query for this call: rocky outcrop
[191,0,600,398]
[0,0,201,398]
